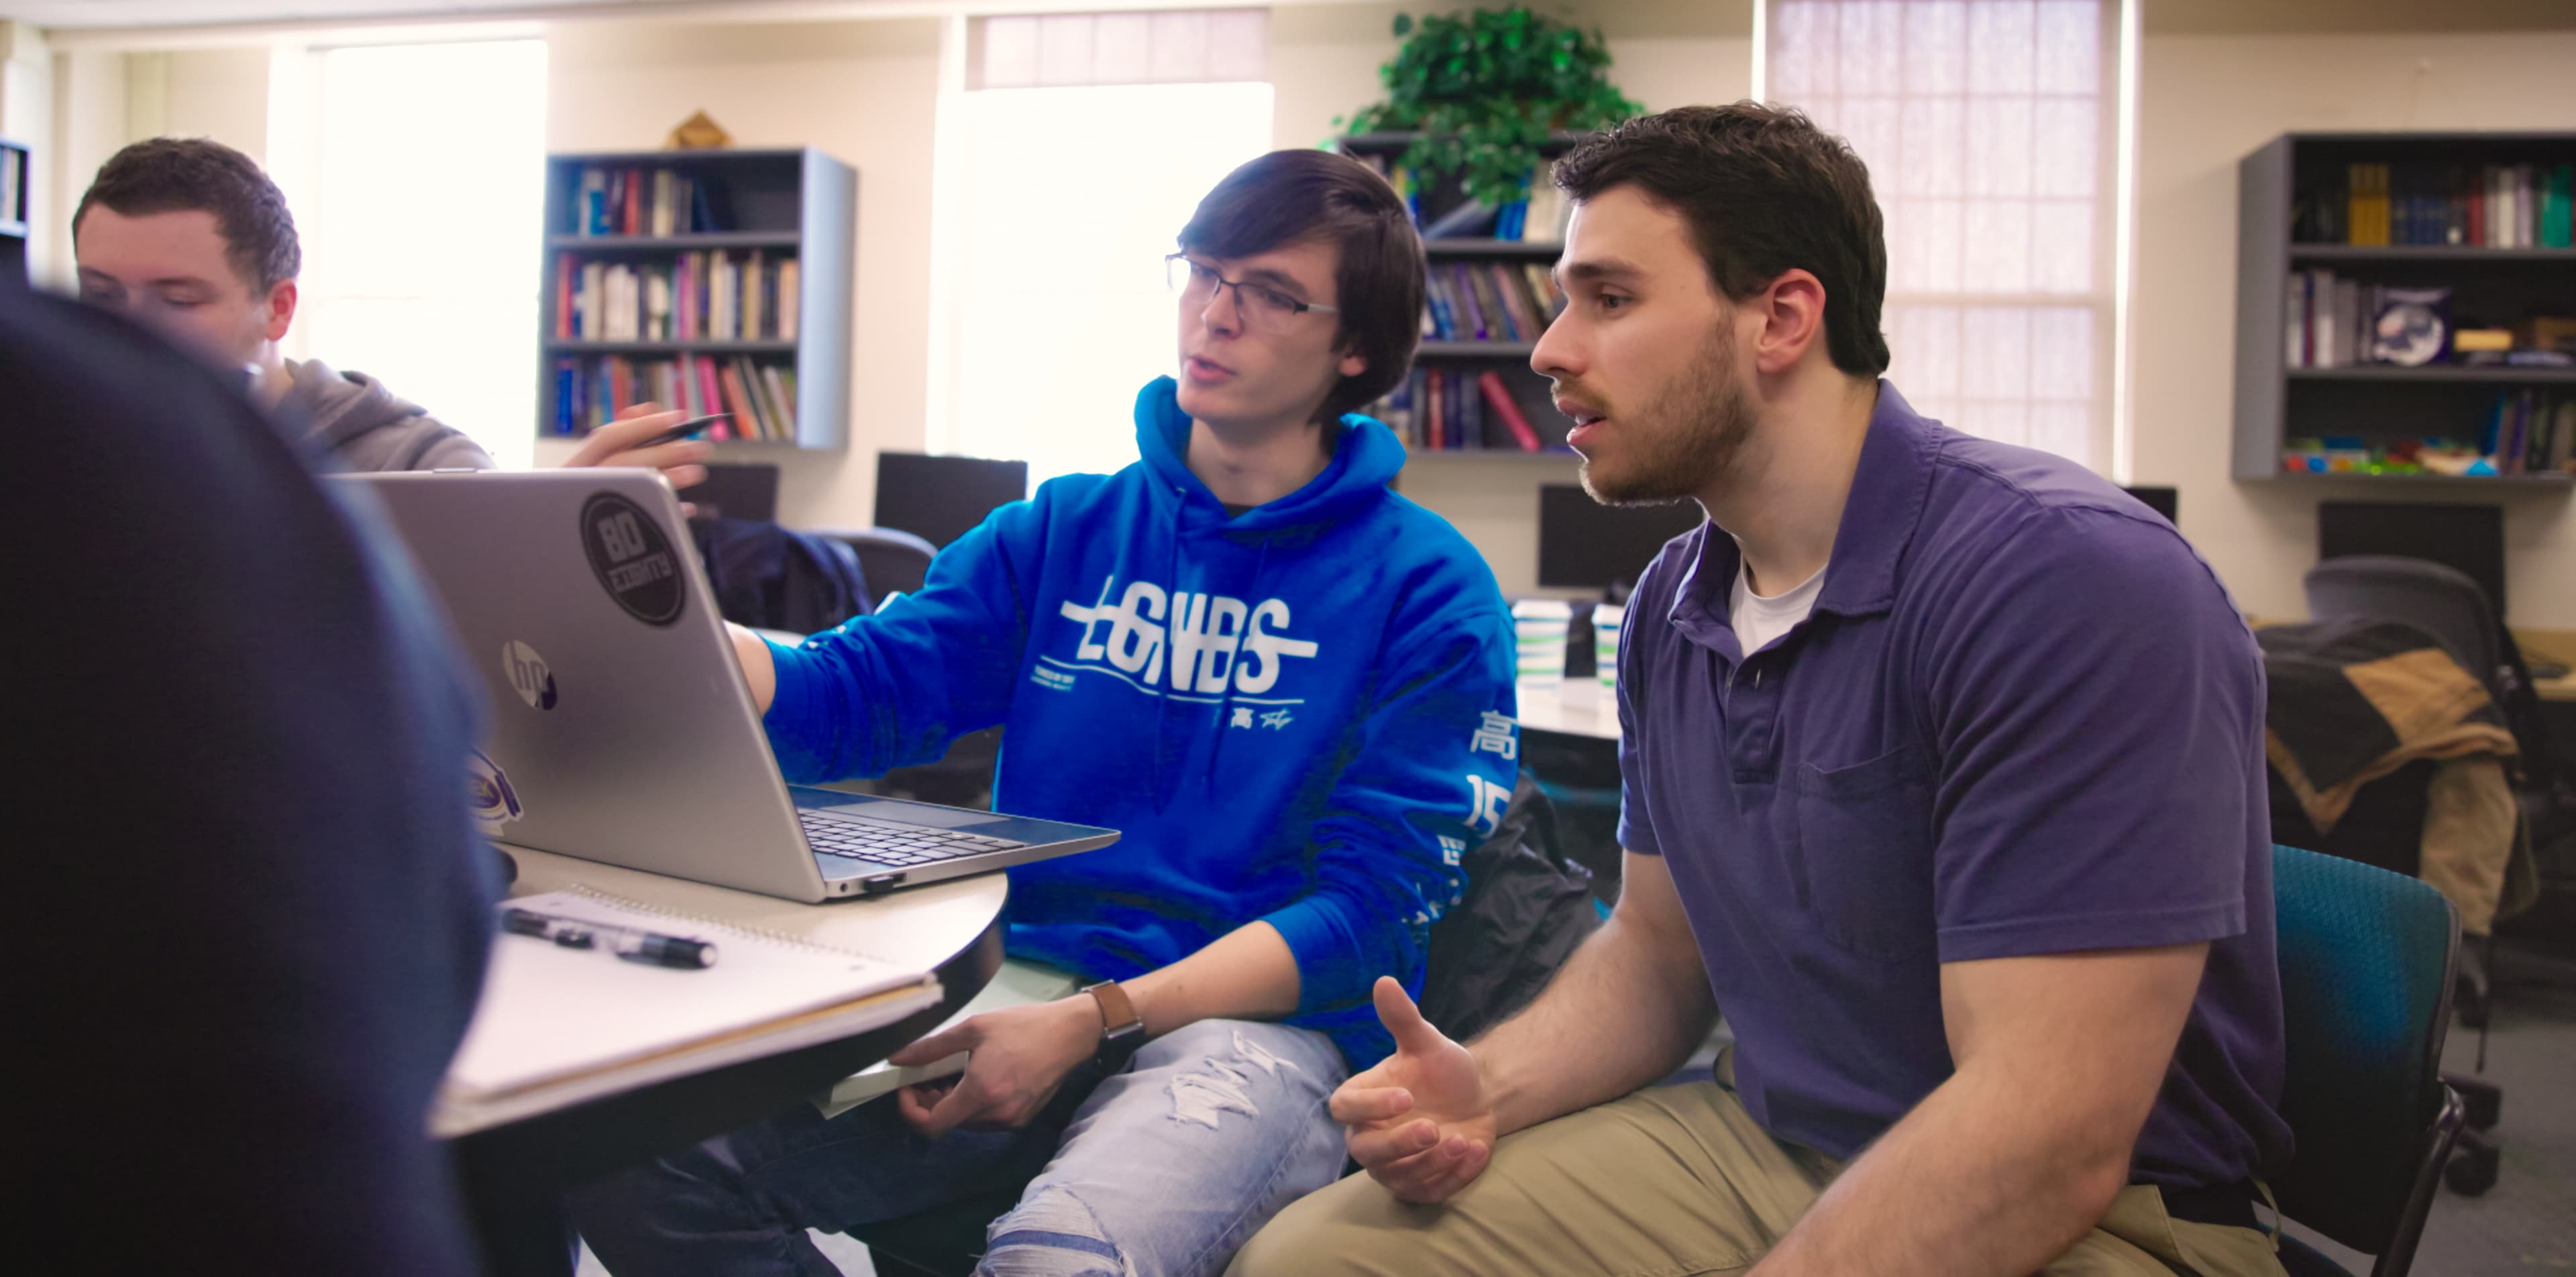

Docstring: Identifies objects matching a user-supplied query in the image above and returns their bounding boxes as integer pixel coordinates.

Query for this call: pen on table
[499,905,720,969]
[631,413,731,450]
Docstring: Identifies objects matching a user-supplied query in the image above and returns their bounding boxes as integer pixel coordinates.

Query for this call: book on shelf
[1477,370,1543,451]
[2298,160,2574,249]
[570,162,734,237]
[555,353,798,441]
[556,251,803,343]
[1421,262,1558,343]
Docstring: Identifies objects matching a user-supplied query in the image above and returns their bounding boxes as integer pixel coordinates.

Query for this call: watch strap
[1083,980,1145,1042]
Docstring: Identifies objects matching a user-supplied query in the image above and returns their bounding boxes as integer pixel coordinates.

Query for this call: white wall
[1275,0,1754,596]
[2128,28,2576,626]
[541,16,942,533]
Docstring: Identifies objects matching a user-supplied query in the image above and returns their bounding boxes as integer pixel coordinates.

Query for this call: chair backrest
[2304,556,2504,697]
[808,526,938,606]
[2269,844,2462,1272]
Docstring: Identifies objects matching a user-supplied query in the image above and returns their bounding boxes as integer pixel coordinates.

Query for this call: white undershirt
[1729,555,1828,657]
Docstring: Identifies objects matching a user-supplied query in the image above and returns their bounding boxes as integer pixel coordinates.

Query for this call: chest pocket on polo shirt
[1789,744,1938,962]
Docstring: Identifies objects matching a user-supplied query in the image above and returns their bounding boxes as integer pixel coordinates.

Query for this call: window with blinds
[1762,0,2121,469]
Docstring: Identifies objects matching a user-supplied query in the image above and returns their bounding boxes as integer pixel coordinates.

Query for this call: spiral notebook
[435,890,941,1136]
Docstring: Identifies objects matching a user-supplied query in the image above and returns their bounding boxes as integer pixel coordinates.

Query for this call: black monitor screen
[2121,485,2178,525]
[874,453,1030,549]
[1538,485,1706,592]
[676,463,780,523]
[2317,502,2507,616]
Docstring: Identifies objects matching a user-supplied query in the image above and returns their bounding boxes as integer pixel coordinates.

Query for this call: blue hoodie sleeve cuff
[761,635,832,783]
[1260,896,1368,1017]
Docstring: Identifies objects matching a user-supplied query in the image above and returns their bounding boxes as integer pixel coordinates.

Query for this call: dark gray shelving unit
[1,136,30,287]
[537,148,854,449]
[2232,131,2576,484]
[1336,131,1587,453]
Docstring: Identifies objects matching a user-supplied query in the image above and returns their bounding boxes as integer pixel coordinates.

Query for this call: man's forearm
[1750,1063,2131,1277]
[1122,921,1301,1038]
[1473,907,1716,1137]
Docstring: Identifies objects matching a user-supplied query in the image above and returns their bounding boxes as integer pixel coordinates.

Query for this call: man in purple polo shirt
[1232,104,2292,1276]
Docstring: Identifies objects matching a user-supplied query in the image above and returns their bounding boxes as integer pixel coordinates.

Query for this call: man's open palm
[1328,977,1497,1203]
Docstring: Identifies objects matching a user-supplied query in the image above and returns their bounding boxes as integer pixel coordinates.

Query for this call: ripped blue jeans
[568,1019,1349,1277]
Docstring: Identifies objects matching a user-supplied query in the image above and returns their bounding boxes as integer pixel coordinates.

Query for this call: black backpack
[1420,773,1605,1043]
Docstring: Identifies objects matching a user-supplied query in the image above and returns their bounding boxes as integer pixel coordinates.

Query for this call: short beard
[1576,321,1756,508]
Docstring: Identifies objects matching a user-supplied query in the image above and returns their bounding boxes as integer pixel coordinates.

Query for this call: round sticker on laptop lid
[579,492,686,626]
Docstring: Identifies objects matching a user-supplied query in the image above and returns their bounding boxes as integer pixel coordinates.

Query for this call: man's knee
[975,1181,1129,1277]
[1226,1172,1415,1277]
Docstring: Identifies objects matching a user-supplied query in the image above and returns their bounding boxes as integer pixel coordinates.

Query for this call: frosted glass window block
[2031,199,2093,292]
[1091,13,1152,85]
[1837,97,1904,190]
[2033,99,2096,197]
[2034,0,2100,94]
[1839,1,1906,92]
[1898,97,1967,198]
[1962,307,2033,398]
[1886,303,1964,397]
[1903,0,1969,94]
[1966,98,2034,197]
[1963,399,2031,448]
[1893,197,1965,292]
[1037,15,1097,86]
[980,16,1039,88]
[1770,1,1838,97]
[1915,396,1964,429]
[1964,199,2033,291]
[1148,11,1211,82]
[1968,1,2037,96]
[2029,402,2092,462]
[1206,10,1268,81]
[2029,306,2095,398]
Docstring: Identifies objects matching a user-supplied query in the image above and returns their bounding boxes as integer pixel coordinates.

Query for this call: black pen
[500,905,720,970]
[630,413,733,449]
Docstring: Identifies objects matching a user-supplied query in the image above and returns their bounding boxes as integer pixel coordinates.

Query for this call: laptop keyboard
[799,808,1027,869]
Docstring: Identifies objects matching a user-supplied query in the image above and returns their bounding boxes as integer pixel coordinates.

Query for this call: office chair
[808,525,938,602]
[2269,844,2466,1277]
[2306,557,2504,696]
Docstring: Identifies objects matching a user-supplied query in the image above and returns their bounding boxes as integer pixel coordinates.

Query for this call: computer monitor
[2121,485,2178,525]
[2317,502,2508,616]
[676,463,780,523]
[1537,485,1706,592]
[873,453,1030,549]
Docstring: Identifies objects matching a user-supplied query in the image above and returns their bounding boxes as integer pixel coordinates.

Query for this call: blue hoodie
[762,378,1520,1067]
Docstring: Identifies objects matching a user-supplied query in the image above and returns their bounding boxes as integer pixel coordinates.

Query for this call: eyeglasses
[1166,254,1341,328]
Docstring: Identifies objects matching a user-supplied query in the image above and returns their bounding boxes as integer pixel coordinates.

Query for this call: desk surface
[502,843,1008,976]
[1518,677,1621,742]
[2520,628,2576,704]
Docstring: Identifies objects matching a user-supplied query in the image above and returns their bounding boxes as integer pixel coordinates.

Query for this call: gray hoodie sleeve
[284,358,498,473]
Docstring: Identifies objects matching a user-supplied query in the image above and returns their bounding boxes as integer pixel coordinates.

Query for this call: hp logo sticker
[504,640,559,711]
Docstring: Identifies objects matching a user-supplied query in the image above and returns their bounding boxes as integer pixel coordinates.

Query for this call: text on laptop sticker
[579,492,686,626]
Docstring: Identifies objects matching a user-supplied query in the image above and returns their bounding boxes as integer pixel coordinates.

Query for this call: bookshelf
[1,136,31,287]
[537,148,855,450]
[1336,131,1591,455]
[2232,131,2576,484]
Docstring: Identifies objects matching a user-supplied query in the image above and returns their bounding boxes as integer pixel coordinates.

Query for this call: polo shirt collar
[1666,380,1937,651]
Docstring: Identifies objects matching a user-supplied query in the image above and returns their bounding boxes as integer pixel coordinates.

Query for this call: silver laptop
[341,468,1118,902]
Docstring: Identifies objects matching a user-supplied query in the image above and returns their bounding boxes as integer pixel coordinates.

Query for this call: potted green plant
[1339,6,1642,213]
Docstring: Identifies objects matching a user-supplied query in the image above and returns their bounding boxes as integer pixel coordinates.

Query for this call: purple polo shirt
[1617,382,2292,1188]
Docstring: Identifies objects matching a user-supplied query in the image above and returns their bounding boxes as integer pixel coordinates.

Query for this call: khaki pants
[1228,1073,2285,1277]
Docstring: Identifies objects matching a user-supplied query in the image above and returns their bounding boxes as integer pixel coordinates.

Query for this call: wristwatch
[1083,980,1147,1070]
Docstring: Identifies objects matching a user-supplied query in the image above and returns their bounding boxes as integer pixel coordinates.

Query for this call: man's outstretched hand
[1329,976,1497,1204]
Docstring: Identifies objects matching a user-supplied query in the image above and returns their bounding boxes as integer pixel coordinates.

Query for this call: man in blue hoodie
[570,149,1520,1277]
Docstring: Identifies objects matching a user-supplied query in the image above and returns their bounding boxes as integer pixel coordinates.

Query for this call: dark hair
[1177,149,1425,421]
[74,137,302,292]
[1554,103,1890,376]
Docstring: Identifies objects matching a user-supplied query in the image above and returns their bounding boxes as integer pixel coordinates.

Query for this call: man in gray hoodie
[73,137,702,482]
